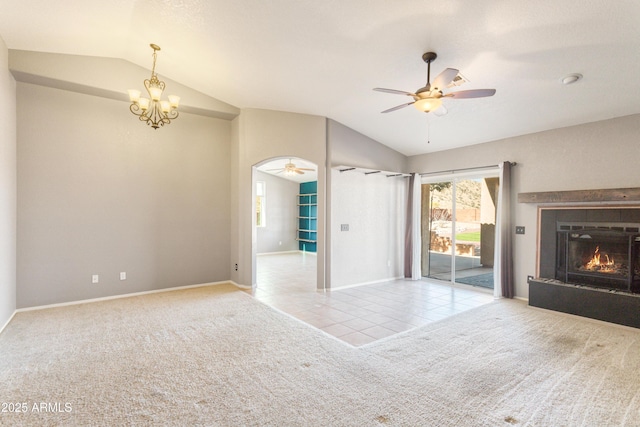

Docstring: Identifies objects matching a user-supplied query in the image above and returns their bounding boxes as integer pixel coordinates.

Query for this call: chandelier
[128,44,180,129]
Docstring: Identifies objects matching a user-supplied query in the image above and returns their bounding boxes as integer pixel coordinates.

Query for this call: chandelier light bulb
[138,98,150,111]
[168,95,180,109]
[149,86,163,101]
[128,89,141,103]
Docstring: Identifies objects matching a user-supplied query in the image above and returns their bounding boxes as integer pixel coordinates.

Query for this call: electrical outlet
[341,224,349,231]
[235,263,238,271]
[515,226,525,235]
[120,272,126,281]
[92,274,99,284]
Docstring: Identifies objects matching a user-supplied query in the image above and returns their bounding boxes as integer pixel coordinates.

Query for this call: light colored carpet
[1,283,639,426]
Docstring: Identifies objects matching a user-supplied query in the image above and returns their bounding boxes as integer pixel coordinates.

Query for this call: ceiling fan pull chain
[426,120,430,144]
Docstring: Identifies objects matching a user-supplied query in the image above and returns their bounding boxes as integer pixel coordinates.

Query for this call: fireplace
[555,222,640,293]
[529,206,640,329]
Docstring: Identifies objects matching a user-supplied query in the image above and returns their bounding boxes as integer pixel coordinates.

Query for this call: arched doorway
[252,157,318,293]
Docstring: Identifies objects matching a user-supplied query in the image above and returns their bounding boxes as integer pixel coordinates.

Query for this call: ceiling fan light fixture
[374,51,496,116]
[413,97,442,112]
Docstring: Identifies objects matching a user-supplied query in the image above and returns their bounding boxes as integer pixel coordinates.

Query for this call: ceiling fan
[374,52,496,114]
[267,159,315,176]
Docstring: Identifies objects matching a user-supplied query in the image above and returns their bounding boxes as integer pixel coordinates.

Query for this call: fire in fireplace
[556,222,640,292]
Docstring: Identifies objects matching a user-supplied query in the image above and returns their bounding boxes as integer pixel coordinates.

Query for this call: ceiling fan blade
[445,89,496,99]
[297,168,315,171]
[295,170,304,174]
[373,88,417,97]
[431,68,459,91]
[381,102,414,113]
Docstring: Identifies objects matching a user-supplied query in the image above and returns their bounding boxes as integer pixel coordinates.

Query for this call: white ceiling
[2,1,640,156]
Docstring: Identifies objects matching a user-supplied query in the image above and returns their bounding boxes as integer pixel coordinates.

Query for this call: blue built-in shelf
[298,181,317,252]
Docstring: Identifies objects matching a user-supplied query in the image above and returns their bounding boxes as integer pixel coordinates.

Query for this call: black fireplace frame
[555,222,640,293]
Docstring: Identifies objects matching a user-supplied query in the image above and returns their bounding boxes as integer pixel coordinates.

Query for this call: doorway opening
[253,157,318,292]
[421,171,499,290]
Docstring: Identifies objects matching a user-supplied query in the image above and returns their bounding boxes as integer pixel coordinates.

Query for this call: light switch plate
[515,226,525,235]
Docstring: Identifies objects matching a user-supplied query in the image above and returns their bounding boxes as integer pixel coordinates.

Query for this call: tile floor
[248,252,495,346]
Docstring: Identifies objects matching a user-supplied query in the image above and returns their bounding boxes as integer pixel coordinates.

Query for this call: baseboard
[257,250,300,256]
[229,280,252,290]
[0,310,17,336]
[16,280,234,313]
[257,250,317,256]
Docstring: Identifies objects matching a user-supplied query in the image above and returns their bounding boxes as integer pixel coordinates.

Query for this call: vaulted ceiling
[2,1,639,156]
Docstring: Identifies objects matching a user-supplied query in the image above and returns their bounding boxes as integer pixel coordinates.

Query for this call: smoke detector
[561,73,583,85]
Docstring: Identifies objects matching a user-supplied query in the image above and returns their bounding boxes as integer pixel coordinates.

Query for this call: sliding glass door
[422,172,499,290]
[422,181,454,280]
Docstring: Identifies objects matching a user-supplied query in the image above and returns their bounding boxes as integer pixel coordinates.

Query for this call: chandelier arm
[130,103,146,118]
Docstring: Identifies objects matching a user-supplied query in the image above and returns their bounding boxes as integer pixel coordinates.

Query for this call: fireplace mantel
[518,187,640,204]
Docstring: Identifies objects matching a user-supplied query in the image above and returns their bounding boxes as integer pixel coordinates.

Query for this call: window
[256,181,266,227]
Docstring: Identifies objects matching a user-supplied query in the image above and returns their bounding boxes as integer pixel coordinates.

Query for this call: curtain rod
[419,161,516,177]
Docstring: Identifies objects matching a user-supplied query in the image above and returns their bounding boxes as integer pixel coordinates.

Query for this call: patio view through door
[421,173,499,290]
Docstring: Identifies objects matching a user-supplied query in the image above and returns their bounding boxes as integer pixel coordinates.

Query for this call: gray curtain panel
[404,173,415,278]
[500,161,514,298]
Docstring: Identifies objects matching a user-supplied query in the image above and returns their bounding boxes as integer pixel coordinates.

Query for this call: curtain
[404,173,422,279]
[495,161,514,298]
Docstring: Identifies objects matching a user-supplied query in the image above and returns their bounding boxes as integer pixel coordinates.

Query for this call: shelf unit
[297,182,317,252]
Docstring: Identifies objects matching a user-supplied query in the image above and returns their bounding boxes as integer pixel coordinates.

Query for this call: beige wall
[16,82,232,307]
[255,170,299,254]
[331,169,406,287]
[6,46,639,308]
[0,37,16,327]
[231,108,327,288]
[328,119,407,172]
[327,119,409,288]
[408,114,640,298]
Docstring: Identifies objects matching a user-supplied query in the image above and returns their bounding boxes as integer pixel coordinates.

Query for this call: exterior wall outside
[16,82,232,308]
[0,36,17,326]
[255,170,299,254]
[407,114,640,299]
